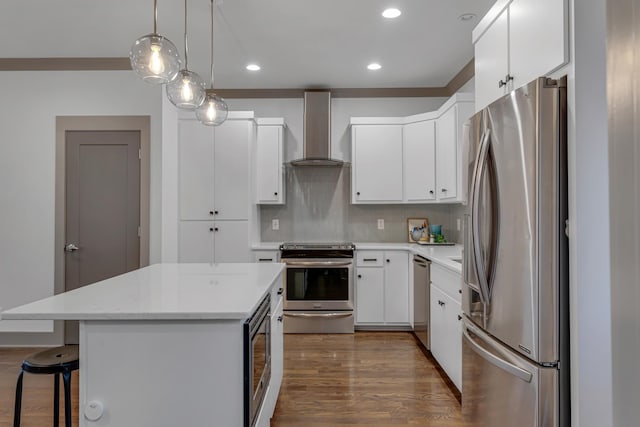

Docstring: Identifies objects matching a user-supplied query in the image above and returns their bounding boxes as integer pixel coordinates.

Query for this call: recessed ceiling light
[458,13,476,22]
[382,8,402,19]
[367,63,382,71]
[246,64,261,71]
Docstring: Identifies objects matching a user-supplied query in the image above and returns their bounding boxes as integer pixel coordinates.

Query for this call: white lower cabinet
[178,220,250,263]
[430,264,463,391]
[355,251,410,326]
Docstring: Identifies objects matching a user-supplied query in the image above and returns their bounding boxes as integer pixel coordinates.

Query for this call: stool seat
[14,345,79,427]
[23,345,79,370]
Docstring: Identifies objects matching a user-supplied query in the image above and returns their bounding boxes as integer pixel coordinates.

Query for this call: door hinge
[138,149,142,160]
[137,226,141,238]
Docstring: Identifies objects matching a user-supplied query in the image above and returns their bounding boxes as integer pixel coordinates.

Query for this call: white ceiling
[0,0,495,89]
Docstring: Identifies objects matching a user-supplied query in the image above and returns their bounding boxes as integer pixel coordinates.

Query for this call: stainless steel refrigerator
[462,77,570,427]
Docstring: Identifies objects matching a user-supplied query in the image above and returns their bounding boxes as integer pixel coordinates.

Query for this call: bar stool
[13,345,79,427]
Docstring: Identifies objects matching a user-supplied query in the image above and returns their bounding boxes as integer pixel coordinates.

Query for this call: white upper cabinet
[179,122,215,220]
[352,125,404,203]
[473,0,569,111]
[404,120,436,202]
[350,93,473,205]
[178,119,251,221]
[255,121,285,205]
[436,106,458,201]
[474,8,510,112]
[508,0,568,89]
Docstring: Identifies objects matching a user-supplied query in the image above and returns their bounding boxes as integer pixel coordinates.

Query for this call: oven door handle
[283,261,353,267]
[284,312,353,319]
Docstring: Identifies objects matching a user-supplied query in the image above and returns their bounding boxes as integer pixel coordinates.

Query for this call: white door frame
[54,116,150,300]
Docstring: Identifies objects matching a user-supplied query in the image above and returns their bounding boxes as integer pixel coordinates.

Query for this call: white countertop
[252,242,463,274]
[355,242,463,274]
[1,263,285,321]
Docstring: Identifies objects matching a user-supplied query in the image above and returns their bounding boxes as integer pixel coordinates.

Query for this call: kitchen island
[1,263,285,427]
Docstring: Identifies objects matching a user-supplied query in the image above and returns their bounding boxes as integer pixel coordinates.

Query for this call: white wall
[0,71,162,344]
[549,0,614,425]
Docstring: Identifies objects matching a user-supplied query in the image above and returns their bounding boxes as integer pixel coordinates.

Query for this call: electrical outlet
[272,219,280,231]
[377,219,385,230]
[457,218,461,231]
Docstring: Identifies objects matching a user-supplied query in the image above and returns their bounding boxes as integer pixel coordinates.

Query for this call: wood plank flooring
[271,332,461,426]
[0,332,460,426]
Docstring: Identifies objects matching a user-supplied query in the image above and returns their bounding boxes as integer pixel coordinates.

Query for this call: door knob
[64,243,79,252]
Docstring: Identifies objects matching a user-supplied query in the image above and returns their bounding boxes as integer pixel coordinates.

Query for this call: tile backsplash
[260,166,462,243]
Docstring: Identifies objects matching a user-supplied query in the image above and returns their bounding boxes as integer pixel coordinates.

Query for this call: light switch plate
[377,219,384,230]
[272,219,280,230]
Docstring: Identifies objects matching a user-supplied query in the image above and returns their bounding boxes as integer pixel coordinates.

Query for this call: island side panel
[79,319,244,427]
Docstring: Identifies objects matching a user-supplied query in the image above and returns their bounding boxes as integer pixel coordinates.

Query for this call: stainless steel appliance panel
[283,310,354,333]
[282,259,353,311]
[464,78,565,363]
[413,255,430,349]
[462,318,558,427]
[244,295,271,427]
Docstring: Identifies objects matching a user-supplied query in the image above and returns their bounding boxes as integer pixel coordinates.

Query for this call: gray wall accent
[260,166,459,243]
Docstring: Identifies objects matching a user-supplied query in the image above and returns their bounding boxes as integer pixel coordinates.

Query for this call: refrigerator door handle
[471,129,492,304]
[463,321,533,383]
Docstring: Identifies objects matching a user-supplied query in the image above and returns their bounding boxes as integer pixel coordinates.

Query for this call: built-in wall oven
[243,294,271,427]
[280,243,355,333]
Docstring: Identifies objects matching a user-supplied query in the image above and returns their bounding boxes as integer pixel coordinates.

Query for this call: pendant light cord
[183,0,189,69]
[209,0,215,89]
[153,0,158,34]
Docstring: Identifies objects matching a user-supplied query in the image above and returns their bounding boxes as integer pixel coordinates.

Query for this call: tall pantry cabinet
[177,116,253,263]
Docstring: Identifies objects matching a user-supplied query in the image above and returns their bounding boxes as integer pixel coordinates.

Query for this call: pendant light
[129,0,181,84]
[166,0,206,109]
[196,0,229,126]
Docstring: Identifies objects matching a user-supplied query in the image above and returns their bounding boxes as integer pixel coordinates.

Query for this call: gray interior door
[64,130,140,344]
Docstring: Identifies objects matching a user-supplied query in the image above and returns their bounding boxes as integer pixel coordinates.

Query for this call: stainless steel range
[280,242,355,333]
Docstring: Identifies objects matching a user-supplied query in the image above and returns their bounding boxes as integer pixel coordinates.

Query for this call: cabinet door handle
[274,192,278,196]
[209,227,214,232]
[209,211,214,216]
[429,190,434,194]
[498,74,514,88]
[438,300,445,306]
[214,210,219,215]
[441,188,447,192]
[356,191,361,196]
[277,316,283,322]
[214,227,219,232]
[458,315,462,321]
[277,288,283,295]
[386,259,390,263]
[459,289,462,294]
[357,274,362,279]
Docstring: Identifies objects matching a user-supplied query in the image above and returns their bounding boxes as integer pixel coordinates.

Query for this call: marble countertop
[1,263,285,321]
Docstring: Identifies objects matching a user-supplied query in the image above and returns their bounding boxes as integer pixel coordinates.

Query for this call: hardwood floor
[0,332,460,426]
[271,332,461,426]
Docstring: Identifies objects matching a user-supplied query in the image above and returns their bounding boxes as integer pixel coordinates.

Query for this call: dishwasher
[413,255,431,349]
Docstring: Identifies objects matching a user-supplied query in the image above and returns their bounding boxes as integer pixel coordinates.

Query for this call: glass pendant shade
[196,93,229,126]
[129,34,181,84]
[166,69,206,109]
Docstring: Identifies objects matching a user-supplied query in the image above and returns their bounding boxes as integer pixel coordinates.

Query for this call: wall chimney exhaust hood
[290,91,344,167]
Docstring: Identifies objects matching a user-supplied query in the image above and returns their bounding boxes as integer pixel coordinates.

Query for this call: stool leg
[13,370,24,427]
[62,370,72,427]
[54,373,60,427]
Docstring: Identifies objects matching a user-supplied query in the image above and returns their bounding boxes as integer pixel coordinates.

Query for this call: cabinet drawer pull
[441,188,447,192]
[363,258,377,262]
[438,300,445,306]
[258,258,273,262]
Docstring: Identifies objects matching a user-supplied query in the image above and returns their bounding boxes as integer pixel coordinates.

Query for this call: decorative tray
[415,241,455,246]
